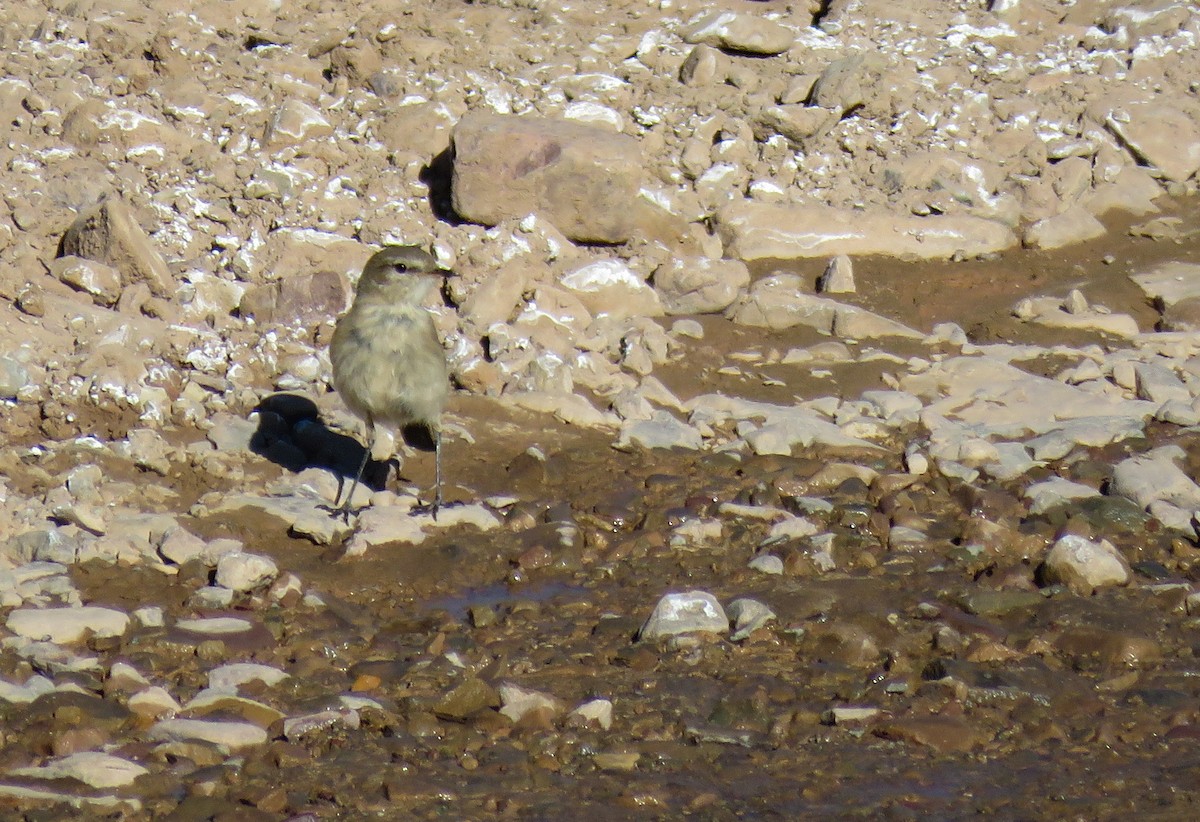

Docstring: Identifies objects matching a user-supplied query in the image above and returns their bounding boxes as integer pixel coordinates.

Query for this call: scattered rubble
[0,0,1198,817]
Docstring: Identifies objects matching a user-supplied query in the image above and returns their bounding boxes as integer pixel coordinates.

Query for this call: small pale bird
[329,246,450,518]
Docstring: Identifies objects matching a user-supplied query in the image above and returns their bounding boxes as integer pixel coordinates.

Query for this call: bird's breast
[339,304,431,352]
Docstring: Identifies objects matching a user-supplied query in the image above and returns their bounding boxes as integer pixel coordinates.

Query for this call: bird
[328,245,450,518]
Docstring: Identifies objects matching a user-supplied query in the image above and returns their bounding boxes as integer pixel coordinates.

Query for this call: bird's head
[355,245,448,305]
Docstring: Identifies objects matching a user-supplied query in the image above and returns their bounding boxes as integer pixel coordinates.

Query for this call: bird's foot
[318,502,362,523]
[409,501,438,519]
[411,499,461,521]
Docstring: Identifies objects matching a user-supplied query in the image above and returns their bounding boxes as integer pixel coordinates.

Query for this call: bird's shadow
[419,146,461,225]
[250,392,435,498]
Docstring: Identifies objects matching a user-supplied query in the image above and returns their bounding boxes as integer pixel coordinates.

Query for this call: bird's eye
[392,263,408,273]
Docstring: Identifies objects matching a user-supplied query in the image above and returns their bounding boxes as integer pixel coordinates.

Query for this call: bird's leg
[335,415,375,519]
[432,427,442,521]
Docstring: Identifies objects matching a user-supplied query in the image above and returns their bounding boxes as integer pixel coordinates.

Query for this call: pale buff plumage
[329,246,449,516]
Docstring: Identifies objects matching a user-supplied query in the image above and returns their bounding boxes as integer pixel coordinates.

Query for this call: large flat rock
[716,202,1017,261]
[1131,261,1200,307]
[451,112,643,243]
[6,606,130,644]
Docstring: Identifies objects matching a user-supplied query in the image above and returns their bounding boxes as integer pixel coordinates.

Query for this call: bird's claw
[409,500,440,520]
[318,502,358,523]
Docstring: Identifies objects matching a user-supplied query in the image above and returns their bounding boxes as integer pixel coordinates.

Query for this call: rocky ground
[2,0,1200,818]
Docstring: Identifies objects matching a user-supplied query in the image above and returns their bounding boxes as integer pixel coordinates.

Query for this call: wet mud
[17,215,1200,817]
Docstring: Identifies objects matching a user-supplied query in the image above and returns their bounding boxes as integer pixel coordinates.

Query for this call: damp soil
[41,214,1200,818]
[66,430,1200,819]
[652,200,1200,411]
[777,201,1200,339]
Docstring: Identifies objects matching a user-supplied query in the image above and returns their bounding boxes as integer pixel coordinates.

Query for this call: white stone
[0,783,139,812]
[748,554,784,575]
[158,527,209,565]
[764,516,819,542]
[342,506,429,558]
[268,98,332,144]
[833,304,924,340]
[1084,166,1163,217]
[1130,262,1200,307]
[717,201,1017,261]
[6,752,148,789]
[504,390,618,428]
[107,661,149,689]
[830,705,880,723]
[498,683,566,722]
[905,446,929,475]
[889,526,928,548]
[1133,362,1190,404]
[670,319,704,339]
[1024,478,1101,515]
[1158,399,1200,427]
[268,572,303,603]
[564,101,624,131]
[1106,102,1200,182]
[189,586,234,610]
[208,662,290,692]
[1111,446,1200,511]
[819,254,856,294]
[1149,500,1195,534]
[1042,534,1130,595]
[1062,289,1089,315]
[9,562,69,587]
[5,606,129,644]
[744,415,877,456]
[123,428,172,475]
[809,533,837,571]
[211,494,345,546]
[639,590,728,640]
[202,538,247,564]
[339,694,384,711]
[617,412,704,450]
[215,551,278,592]
[689,394,884,455]
[1013,295,1139,337]
[561,259,663,319]
[863,390,923,424]
[570,698,613,729]
[16,641,98,674]
[1024,205,1107,250]
[1111,361,1138,391]
[717,503,790,522]
[726,273,832,331]
[904,357,1155,444]
[653,255,749,315]
[683,11,795,55]
[205,415,258,452]
[50,502,108,536]
[670,518,723,547]
[175,616,254,635]
[1025,417,1144,461]
[423,504,502,532]
[133,606,165,627]
[982,442,1039,481]
[727,598,776,641]
[128,686,180,719]
[182,690,283,725]
[148,718,268,751]
[0,675,55,703]
[283,708,360,739]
